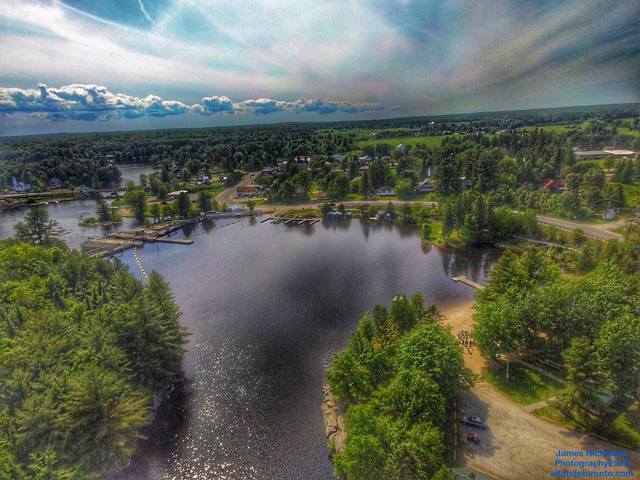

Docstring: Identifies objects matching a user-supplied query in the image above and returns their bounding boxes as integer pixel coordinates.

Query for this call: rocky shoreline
[321,383,346,456]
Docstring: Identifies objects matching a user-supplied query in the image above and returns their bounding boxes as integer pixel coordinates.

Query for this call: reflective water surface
[109,218,499,480]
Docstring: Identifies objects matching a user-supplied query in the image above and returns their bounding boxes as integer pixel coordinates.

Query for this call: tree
[442,204,454,239]
[175,192,192,218]
[560,337,606,416]
[596,316,640,400]
[420,222,433,240]
[246,199,256,212]
[149,203,161,223]
[390,295,416,332]
[197,191,212,212]
[395,178,413,200]
[124,189,146,222]
[96,198,112,223]
[14,207,58,244]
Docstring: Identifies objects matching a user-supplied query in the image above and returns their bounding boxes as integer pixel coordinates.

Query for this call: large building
[574,148,637,160]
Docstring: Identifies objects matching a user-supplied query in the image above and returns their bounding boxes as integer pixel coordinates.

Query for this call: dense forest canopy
[0,241,188,479]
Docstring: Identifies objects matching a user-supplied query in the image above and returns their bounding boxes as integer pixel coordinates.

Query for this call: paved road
[536,215,625,242]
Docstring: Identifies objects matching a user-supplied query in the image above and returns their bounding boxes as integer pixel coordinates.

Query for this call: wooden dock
[452,275,485,290]
[154,237,193,245]
[266,216,321,225]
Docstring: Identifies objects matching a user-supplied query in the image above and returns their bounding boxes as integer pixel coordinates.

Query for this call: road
[441,302,639,480]
[214,171,260,207]
[536,215,625,242]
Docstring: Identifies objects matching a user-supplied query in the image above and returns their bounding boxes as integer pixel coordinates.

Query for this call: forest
[0,215,188,479]
[327,294,470,480]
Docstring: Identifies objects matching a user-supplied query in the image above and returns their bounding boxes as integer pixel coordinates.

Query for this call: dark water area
[108,218,500,480]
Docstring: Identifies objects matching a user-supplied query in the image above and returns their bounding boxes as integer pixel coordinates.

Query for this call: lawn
[485,364,565,405]
[622,183,640,209]
[357,135,449,149]
[618,127,640,138]
[522,125,573,133]
[534,403,640,449]
[282,208,322,218]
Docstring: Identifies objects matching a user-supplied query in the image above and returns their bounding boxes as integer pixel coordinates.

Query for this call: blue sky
[0,0,639,135]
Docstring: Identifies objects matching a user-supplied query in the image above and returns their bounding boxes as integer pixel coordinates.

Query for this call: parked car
[466,432,480,443]
[461,415,487,428]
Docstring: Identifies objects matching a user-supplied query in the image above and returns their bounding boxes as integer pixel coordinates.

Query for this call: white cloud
[0,84,384,121]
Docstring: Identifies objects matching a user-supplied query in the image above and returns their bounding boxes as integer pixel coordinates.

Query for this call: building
[460,177,472,189]
[396,144,407,154]
[167,189,189,200]
[316,191,328,201]
[542,178,567,193]
[11,176,31,193]
[261,166,276,178]
[603,207,621,220]
[358,155,372,164]
[574,148,637,160]
[236,185,261,197]
[293,155,311,163]
[376,186,396,196]
[417,178,434,193]
[359,165,369,174]
[48,177,63,189]
[330,154,346,162]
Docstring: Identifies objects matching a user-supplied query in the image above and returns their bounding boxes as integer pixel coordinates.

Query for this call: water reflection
[112,219,499,480]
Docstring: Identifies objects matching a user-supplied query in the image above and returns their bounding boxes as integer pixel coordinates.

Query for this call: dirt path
[440,300,640,480]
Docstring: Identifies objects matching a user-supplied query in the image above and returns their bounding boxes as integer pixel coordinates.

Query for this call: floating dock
[451,275,485,290]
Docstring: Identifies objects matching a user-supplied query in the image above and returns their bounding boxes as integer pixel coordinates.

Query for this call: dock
[452,275,485,290]
[265,216,322,226]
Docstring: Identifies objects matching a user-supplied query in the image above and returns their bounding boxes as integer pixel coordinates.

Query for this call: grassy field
[485,364,565,405]
[618,127,640,138]
[522,125,573,133]
[534,403,640,449]
[622,183,640,209]
[357,134,449,149]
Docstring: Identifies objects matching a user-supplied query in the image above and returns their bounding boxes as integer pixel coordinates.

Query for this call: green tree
[561,337,606,416]
[124,189,147,222]
[96,198,112,223]
[175,192,192,218]
[197,191,212,212]
[14,206,58,244]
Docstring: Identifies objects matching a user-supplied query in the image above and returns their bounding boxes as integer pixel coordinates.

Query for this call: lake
[106,217,499,480]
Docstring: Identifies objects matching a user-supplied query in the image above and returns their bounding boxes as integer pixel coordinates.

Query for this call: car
[461,415,487,428]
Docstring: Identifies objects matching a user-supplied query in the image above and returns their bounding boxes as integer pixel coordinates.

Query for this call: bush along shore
[325,293,472,480]
[0,239,188,479]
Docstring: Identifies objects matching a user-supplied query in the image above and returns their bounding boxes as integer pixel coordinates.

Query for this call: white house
[417,179,434,193]
[376,186,396,196]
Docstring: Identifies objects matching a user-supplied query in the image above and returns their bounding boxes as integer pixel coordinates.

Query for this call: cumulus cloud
[0,84,384,121]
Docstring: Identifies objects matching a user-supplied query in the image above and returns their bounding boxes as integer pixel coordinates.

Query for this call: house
[460,177,472,189]
[358,155,372,164]
[236,185,261,197]
[294,155,311,163]
[376,186,396,197]
[261,167,276,178]
[330,154,346,162]
[396,144,407,154]
[381,155,392,162]
[48,177,63,189]
[542,179,567,193]
[359,165,369,174]
[417,178,434,193]
[168,189,189,200]
[603,207,621,220]
[197,175,211,185]
[11,176,31,193]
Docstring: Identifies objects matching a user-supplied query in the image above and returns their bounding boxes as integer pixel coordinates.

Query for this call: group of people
[457,330,475,348]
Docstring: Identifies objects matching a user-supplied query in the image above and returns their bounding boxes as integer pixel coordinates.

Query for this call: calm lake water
[0,197,499,479]
[110,218,499,480]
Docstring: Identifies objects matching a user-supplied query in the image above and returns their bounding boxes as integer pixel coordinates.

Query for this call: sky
[0,0,639,136]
